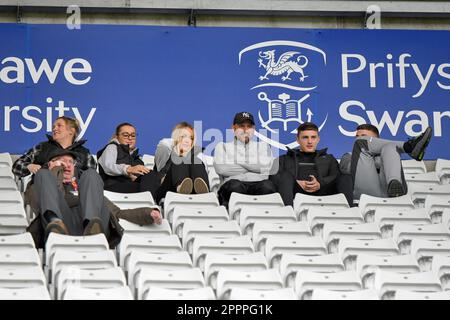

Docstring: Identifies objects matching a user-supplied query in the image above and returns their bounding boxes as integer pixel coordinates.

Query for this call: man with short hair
[340,123,432,201]
[271,122,340,206]
[213,111,277,207]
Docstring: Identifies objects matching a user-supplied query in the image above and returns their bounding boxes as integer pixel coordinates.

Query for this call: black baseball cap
[233,112,255,125]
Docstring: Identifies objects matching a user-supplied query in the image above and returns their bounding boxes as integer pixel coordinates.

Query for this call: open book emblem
[258,92,310,133]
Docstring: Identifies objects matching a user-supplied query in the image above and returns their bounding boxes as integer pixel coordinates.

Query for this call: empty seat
[307,207,364,237]
[394,289,450,300]
[128,251,193,291]
[356,254,421,288]
[424,195,450,223]
[0,217,28,235]
[117,234,182,270]
[280,253,345,288]
[265,236,328,269]
[406,172,441,188]
[0,266,46,289]
[239,206,296,237]
[401,159,427,175]
[137,268,205,300]
[228,193,284,221]
[431,255,450,290]
[104,190,155,209]
[435,158,450,184]
[252,221,311,252]
[0,232,35,250]
[0,190,24,207]
[338,238,400,270]
[0,249,41,270]
[192,236,254,270]
[410,239,450,272]
[373,208,431,238]
[0,286,50,300]
[0,168,18,191]
[392,223,450,254]
[164,192,220,223]
[0,203,27,219]
[0,153,12,168]
[50,250,117,285]
[216,268,283,300]
[63,285,133,300]
[294,193,349,221]
[172,206,229,237]
[322,222,382,254]
[442,209,450,230]
[145,287,216,300]
[57,266,126,300]
[228,287,297,300]
[294,270,362,300]
[408,184,450,208]
[358,194,414,222]
[373,270,442,300]
[311,288,379,300]
[204,252,268,289]
[118,219,172,238]
[182,220,241,254]
[45,233,109,267]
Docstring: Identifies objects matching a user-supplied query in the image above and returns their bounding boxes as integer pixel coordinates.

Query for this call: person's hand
[151,209,163,225]
[126,165,150,176]
[297,175,321,193]
[27,164,41,174]
[129,174,138,182]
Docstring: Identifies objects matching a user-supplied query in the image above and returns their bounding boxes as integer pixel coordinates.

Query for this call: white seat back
[164,192,220,223]
[172,206,229,237]
[229,287,297,300]
[294,193,349,221]
[359,194,414,221]
[229,193,284,220]
[104,191,155,209]
[252,221,311,252]
[145,287,215,300]
[323,222,382,253]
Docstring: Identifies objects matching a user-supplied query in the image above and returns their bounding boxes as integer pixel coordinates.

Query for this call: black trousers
[218,179,277,207]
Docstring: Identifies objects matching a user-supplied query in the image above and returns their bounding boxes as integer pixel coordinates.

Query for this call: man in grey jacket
[213,112,277,207]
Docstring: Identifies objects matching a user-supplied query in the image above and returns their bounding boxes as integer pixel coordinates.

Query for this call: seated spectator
[29,149,162,246]
[340,123,432,201]
[154,122,210,203]
[97,122,160,197]
[214,112,276,207]
[271,122,340,206]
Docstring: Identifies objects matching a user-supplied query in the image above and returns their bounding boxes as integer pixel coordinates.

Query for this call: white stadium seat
[294,270,362,300]
[118,219,172,238]
[0,249,41,270]
[228,287,297,300]
[405,172,441,188]
[0,232,35,250]
[410,239,450,272]
[57,266,127,300]
[228,193,284,221]
[338,238,400,270]
[145,287,216,300]
[356,254,421,288]
[192,236,254,270]
[0,266,46,289]
[45,233,109,267]
[401,159,427,175]
[252,221,311,252]
[141,154,155,169]
[182,220,241,254]
[0,153,12,168]
[137,268,205,300]
[424,195,450,223]
[0,217,28,235]
[442,209,450,230]
[394,289,450,300]
[408,184,450,208]
[392,223,450,254]
[216,268,283,300]
[104,190,155,209]
[358,194,415,222]
[239,206,296,237]
[163,192,220,223]
[322,222,382,253]
[306,207,364,237]
[0,203,27,219]
[431,255,450,290]
[435,158,450,184]
[204,252,268,289]
[172,206,229,237]
[294,193,349,221]
[279,253,345,288]
[311,288,379,300]
[0,190,24,207]
[373,208,432,238]
[0,286,51,300]
[0,167,18,191]
[63,285,133,300]
[373,270,442,300]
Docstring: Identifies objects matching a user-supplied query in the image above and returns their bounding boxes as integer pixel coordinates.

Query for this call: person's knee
[34,168,53,186]
[80,168,103,184]
[222,179,246,194]
[258,180,277,194]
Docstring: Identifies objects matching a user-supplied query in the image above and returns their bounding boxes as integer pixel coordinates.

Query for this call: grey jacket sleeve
[339,152,352,175]
[98,144,129,176]
[155,139,172,172]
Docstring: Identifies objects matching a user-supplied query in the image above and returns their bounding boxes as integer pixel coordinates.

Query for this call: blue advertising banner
[0,23,449,159]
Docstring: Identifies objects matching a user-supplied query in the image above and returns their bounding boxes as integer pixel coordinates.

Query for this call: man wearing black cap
[31,149,162,241]
[213,111,277,207]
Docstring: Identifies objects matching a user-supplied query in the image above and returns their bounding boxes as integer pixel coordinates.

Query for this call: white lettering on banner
[338,100,449,137]
[341,53,450,98]
[2,98,96,139]
[0,57,92,85]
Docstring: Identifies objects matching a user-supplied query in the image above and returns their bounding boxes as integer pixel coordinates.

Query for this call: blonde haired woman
[154,122,209,202]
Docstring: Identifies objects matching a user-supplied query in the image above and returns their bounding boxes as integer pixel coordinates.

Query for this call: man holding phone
[271,122,340,206]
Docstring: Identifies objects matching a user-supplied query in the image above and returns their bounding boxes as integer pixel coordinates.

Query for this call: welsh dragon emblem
[257,50,309,82]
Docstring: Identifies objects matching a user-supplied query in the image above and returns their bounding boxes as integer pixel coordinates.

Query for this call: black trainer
[387,179,405,197]
[404,127,432,161]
